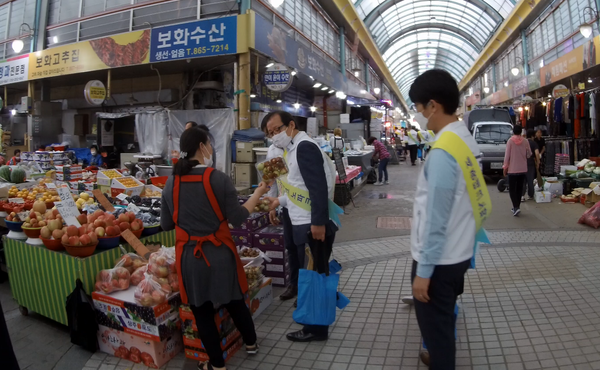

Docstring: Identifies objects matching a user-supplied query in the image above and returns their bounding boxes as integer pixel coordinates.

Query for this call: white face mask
[90,151,97,156]
[272,127,293,149]
[414,103,433,130]
[202,145,213,167]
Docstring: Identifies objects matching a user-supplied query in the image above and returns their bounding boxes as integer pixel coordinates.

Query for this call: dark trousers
[281,208,303,288]
[190,299,257,367]
[378,157,389,182]
[508,173,526,209]
[523,165,536,198]
[302,230,335,337]
[0,300,20,370]
[409,145,418,164]
[412,259,470,370]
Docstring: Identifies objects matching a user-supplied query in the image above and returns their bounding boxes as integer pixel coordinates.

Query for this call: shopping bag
[293,247,339,326]
[66,278,99,352]
[329,259,342,274]
[336,292,350,309]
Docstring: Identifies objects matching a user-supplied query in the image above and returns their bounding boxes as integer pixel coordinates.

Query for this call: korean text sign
[0,55,29,86]
[150,16,237,63]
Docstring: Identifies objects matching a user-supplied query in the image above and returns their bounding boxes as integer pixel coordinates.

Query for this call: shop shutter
[48,0,80,26]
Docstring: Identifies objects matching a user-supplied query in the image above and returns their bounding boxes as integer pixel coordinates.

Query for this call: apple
[139,293,153,306]
[118,214,129,223]
[78,226,88,236]
[52,229,64,240]
[95,227,106,237]
[76,214,87,225]
[29,211,36,219]
[87,224,95,233]
[79,234,91,246]
[151,290,166,304]
[52,209,60,217]
[40,226,51,239]
[94,219,106,228]
[68,236,80,246]
[131,220,141,231]
[126,212,136,222]
[88,232,98,244]
[61,234,70,244]
[157,266,169,278]
[67,225,79,237]
[119,222,130,231]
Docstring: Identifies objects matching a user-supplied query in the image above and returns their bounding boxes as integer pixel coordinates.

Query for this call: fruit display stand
[3,229,176,325]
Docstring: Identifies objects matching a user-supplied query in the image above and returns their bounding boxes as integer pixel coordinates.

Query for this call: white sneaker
[401,296,415,305]
[384,181,389,185]
[374,182,384,186]
[521,196,526,202]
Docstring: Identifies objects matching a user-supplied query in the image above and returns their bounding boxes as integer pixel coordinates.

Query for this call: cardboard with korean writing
[150,16,238,63]
[121,229,151,259]
[54,201,81,227]
[93,189,115,212]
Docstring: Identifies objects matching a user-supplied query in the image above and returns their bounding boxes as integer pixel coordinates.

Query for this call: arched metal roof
[353,0,515,103]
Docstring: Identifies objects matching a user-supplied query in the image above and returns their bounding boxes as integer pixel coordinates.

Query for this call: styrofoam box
[535,191,552,203]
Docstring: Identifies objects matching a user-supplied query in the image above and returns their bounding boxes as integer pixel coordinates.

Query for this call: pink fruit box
[97,323,182,369]
[93,287,182,339]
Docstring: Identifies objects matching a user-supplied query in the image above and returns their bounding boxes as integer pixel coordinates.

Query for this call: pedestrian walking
[408,69,492,370]
[523,129,540,201]
[368,136,391,185]
[406,125,420,165]
[503,125,531,216]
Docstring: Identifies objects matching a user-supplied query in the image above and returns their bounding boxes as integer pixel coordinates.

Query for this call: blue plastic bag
[329,259,342,274]
[293,269,340,326]
[336,292,350,309]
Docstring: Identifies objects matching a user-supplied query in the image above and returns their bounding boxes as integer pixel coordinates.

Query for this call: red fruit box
[95,308,180,342]
[97,324,182,368]
[183,317,241,351]
[93,287,181,327]
[184,337,243,363]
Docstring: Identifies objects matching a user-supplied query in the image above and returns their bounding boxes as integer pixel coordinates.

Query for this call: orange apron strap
[202,168,225,222]
[172,175,181,224]
[181,175,204,182]
[215,223,249,295]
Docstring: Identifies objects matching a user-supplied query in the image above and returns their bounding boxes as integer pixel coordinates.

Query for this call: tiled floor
[6,230,600,370]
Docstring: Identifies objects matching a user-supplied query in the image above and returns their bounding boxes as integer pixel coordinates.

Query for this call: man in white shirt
[406,125,420,165]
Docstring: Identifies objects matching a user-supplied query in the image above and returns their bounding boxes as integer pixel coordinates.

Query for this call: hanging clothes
[574,94,582,138]
[553,98,563,137]
[591,93,597,137]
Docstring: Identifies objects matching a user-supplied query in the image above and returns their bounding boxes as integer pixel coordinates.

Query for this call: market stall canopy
[352,0,515,104]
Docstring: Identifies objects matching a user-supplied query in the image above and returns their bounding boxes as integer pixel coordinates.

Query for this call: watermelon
[10,168,26,184]
[0,165,10,182]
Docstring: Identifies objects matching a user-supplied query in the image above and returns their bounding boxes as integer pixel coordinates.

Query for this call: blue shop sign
[150,16,237,63]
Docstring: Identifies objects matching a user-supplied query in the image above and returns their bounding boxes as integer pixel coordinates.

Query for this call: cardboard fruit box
[253,225,284,249]
[229,212,270,232]
[97,169,123,186]
[183,316,241,351]
[97,324,182,368]
[248,278,273,319]
[179,305,232,333]
[231,229,252,247]
[111,176,145,197]
[184,337,243,363]
[260,245,289,264]
[92,288,182,328]
[95,308,180,342]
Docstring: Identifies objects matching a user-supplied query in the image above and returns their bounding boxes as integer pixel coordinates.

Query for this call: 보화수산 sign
[149,16,237,63]
[0,55,29,86]
[264,63,292,92]
[552,84,569,98]
[84,80,107,105]
[29,30,150,79]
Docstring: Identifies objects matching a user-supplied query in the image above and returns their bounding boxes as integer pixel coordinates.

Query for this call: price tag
[126,203,141,214]
[45,183,57,189]
[116,193,128,201]
[8,198,24,204]
[54,201,81,227]
[57,187,74,202]
[121,229,151,259]
[92,189,115,212]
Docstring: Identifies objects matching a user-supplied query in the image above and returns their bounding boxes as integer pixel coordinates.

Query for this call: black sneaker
[513,208,521,216]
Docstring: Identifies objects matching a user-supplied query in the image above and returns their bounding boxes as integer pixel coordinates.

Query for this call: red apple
[78,226,88,236]
[52,229,64,239]
[126,212,136,222]
[67,225,79,236]
[118,214,129,223]
[61,234,70,244]
[79,234,91,246]
[52,209,60,217]
[76,214,87,225]
[68,236,80,246]
[88,232,98,244]
[94,219,106,228]
[119,222,130,231]
[131,220,141,231]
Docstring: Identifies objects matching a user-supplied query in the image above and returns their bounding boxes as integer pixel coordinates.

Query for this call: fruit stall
[0,162,279,366]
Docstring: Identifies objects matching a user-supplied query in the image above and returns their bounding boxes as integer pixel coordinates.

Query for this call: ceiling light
[310,106,317,112]
[511,67,519,76]
[504,81,509,87]
[525,106,529,111]
[52,36,58,44]
[483,87,490,94]
[548,92,552,98]
[250,94,256,98]
[265,61,274,68]
[518,107,523,112]
[374,87,381,94]
[356,105,361,107]
[539,59,544,68]
[309,75,314,80]
[10,109,16,115]
[580,23,593,38]
[313,83,322,88]
[354,71,360,77]
[360,89,367,94]
[293,102,300,109]
[588,77,593,83]
[321,86,328,91]
[269,0,284,7]
[347,100,354,105]
[542,101,547,106]
[11,39,24,53]
[291,70,297,76]
[328,90,335,94]
[276,99,282,103]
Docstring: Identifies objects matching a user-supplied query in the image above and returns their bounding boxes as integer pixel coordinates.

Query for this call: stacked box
[55,165,83,181]
[92,288,182,342]
[253,225,289,286]
[229,212,270,232]
[97,169,123,186]
[231,229,252,248]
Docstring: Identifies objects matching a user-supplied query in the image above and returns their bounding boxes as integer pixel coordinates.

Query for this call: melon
[0,165,10,182]
[10,168,26,184]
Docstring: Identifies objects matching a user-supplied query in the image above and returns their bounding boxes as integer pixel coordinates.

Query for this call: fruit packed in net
[134,273,169,307]
[115,252,147,274]
[95,265,131,294]
[147,246,177,280]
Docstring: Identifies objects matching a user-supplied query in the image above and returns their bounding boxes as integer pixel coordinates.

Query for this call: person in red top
[368,137,391,185]
[7,149,20,166]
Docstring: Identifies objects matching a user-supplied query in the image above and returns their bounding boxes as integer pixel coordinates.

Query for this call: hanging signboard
[552,84,569,98]
[263,63,292,92]
[0,54,29,86]
[29,30,150,79]
[149,15,238,63]
[84,80,107,105]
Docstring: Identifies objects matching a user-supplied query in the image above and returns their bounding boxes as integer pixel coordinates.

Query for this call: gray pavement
[2,162,600,370]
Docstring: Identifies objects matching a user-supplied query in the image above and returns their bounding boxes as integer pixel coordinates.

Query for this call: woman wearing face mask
[87,145,104,168]
[160,127,269,370]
